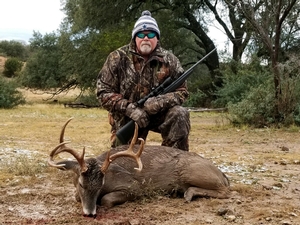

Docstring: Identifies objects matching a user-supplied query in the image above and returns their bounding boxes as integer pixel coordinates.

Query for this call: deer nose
[83,213,96,218]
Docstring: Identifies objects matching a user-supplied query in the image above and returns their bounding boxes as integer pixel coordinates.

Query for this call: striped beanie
[132,10,160,39]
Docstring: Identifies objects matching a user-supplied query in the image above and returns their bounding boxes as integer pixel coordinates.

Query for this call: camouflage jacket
[97,40,188,125]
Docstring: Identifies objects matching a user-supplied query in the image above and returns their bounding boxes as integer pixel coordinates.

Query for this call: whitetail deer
[49,118,230,217]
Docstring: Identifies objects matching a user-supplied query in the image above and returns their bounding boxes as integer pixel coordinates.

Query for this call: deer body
[49,119,230,217]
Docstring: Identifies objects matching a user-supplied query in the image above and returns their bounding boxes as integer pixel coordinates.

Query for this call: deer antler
[101,122,144,173]
[48,118,88,173]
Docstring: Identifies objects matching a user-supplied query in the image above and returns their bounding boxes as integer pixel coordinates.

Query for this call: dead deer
[49,118,230,217]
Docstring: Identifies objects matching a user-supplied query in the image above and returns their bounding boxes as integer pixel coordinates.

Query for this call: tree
[237,0,298,122]
[3,57,23,78]
[58,25,131,91]
[203,0,254,63]
[0,40,29,61]
[21,31,66,89]
[61,0,223,102]
[0,76,25,108]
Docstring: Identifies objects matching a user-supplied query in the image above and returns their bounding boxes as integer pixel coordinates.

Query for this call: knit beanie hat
[132,10,160,39]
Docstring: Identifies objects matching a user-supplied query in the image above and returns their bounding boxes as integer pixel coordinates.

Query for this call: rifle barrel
[162,48,216,94]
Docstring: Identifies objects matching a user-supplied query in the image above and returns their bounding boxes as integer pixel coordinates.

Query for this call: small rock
[280,160,287,165]
[226,215,236,221]
[294,160,300,164]
[281,146,289,151]
[217,208,228,216]
[205,218,214,223]
[265,217,272,221]
[280,178,290,183]
[281,220,292,225]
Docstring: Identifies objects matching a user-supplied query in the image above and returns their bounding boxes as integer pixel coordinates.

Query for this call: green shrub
[0,40,29,61]
[214,60,271,108]
[293,104,300,126]
[0,77,25,108]
[214,58,276,127]
[276,55,300,125]
[228,73,300,127]
[3,57,23,77]
[183,90,208,107]
[220,55,300,127]
[227,83,275,127]
[77,92,99,107]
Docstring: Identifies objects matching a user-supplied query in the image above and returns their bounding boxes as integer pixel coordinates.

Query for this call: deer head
[48,118,144,217]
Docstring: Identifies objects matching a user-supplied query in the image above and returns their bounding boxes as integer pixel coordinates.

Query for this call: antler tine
[134,137,144,170]
[48,142,70,169]
[128,121,139,147]
[60,117,74,143]
[48,118,88,172]
[101,123,144,173]
[100,151,111,173]
[49,141,88,172]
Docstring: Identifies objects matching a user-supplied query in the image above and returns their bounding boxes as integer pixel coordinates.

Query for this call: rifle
[116,48,216,144]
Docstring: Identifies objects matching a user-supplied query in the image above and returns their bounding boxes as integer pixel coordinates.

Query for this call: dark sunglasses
[136,32,156,39]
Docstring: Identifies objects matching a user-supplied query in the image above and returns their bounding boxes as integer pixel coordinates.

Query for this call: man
[97,10,190,151]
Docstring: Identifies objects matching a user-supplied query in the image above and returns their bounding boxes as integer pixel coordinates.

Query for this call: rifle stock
[116,48,216,145]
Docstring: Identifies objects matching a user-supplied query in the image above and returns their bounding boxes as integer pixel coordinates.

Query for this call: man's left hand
[143,93,181,115]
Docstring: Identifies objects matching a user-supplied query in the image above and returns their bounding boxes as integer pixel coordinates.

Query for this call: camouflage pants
[112,106,190,151]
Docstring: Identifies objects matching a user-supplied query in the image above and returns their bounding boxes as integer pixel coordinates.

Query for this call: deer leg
[184,187,230,202]
[100,191,133,208]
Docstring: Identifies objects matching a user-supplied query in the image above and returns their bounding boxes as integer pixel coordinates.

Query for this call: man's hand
[125,103,149,127]
[143,93,181,115]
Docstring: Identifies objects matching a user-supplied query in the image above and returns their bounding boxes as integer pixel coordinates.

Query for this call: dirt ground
[0,98,300,224]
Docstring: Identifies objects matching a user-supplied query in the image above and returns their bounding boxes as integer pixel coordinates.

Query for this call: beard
[139,43,152,55]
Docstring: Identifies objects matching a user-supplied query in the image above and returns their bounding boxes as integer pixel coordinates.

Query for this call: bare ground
[0,96,300,224]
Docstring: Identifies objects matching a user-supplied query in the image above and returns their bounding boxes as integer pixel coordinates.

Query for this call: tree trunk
[182,8,223,92]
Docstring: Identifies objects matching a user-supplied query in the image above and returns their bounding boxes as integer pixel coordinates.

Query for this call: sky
[0,0,65,43]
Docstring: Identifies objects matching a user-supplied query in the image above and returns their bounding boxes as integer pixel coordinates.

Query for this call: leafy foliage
[21,32,66,89]
[214,58,272,107]
[0,40,29,61]
[3,57,23,78]
[0,77,25,108]
[217,56,300,127]
[59,26,130,91]
[277,55,300,125]
[76,90,99,107]
[183,90,208,107]
[213,58,274,127]
[227,84,275,127]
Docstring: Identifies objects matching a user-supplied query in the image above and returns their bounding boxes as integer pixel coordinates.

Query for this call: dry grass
[0,104,111,153]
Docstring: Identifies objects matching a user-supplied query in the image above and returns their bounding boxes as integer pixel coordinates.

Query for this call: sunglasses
[136,32,156,39]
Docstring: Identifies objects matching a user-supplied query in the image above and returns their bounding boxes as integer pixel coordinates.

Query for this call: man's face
[135,31,158,56]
